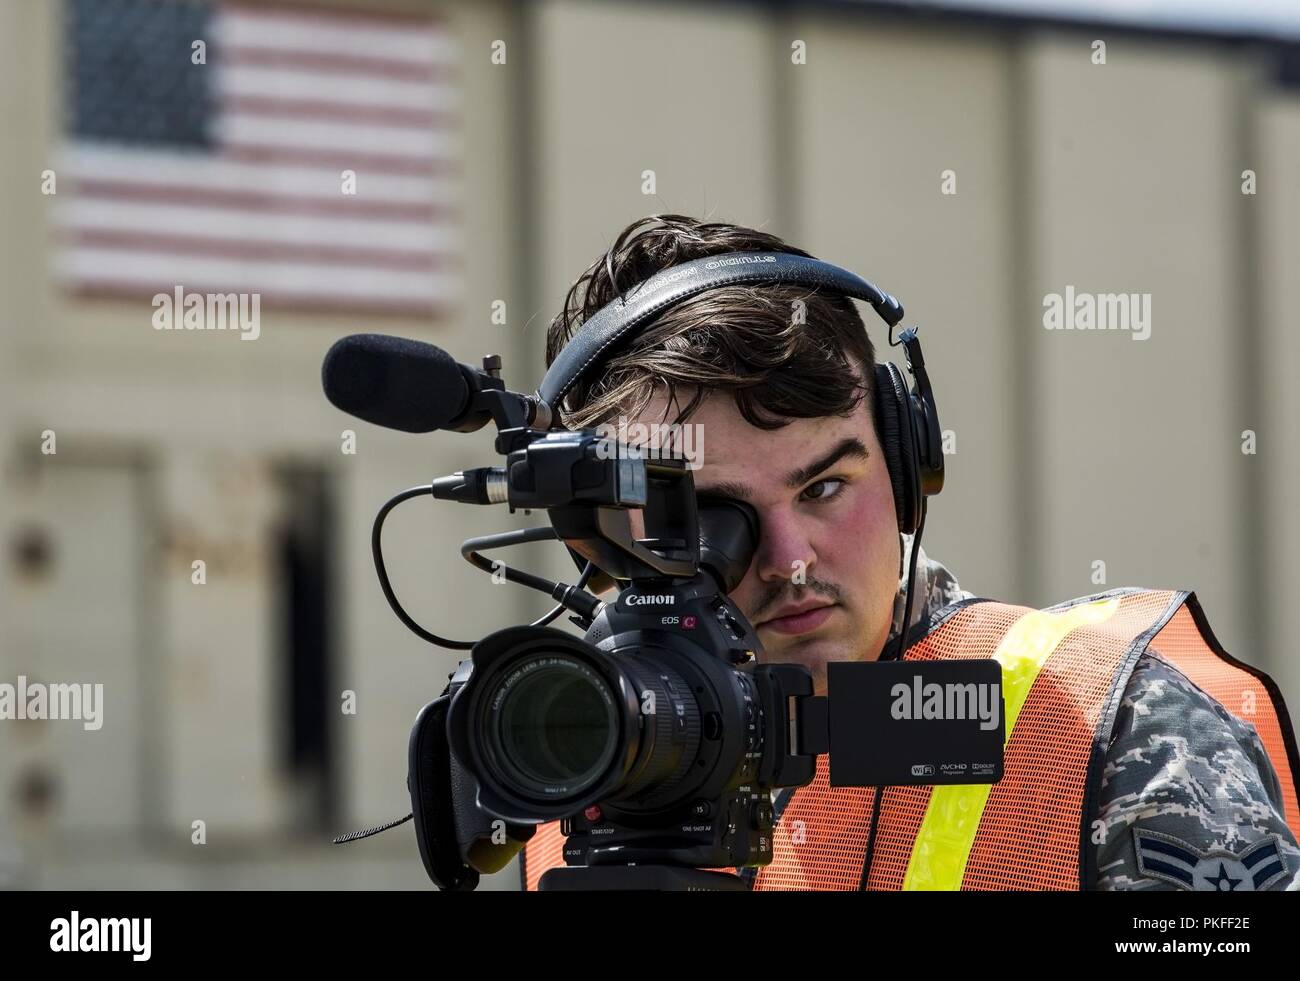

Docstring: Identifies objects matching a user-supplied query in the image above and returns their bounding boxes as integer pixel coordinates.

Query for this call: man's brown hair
[544,214,878,433]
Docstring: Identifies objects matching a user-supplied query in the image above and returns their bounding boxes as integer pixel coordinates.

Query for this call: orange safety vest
[521,588,1300,890]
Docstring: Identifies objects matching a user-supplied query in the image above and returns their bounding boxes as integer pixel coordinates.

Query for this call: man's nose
[753,511,815,583]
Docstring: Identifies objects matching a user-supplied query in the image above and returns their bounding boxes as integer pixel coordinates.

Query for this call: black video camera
[322,333,824,891]
[419,429,825,891]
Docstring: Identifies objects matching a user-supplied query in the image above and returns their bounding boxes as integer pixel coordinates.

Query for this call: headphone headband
[537,251,905,412]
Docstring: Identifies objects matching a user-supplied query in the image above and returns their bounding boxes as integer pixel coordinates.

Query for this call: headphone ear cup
[873,362,918,534]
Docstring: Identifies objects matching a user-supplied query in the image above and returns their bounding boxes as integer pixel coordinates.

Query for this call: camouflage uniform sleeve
[889,537,976,644]
[1093,650,1300,890]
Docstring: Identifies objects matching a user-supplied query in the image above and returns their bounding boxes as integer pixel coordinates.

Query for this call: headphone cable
[860,497,928,889]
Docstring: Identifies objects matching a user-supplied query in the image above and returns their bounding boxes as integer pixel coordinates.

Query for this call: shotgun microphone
[322,333,549,434]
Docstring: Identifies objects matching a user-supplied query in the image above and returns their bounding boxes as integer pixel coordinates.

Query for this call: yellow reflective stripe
[900,597,1121,890]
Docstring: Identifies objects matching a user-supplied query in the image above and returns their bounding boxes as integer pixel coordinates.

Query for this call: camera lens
[487,654,619,796]
[454,625,711,819]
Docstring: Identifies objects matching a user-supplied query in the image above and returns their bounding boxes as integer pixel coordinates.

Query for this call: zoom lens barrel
[449,626,704,820]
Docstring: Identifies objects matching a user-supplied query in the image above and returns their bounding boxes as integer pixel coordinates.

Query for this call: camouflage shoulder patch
[1094,649,1300,891]
[1133,825,1290,891]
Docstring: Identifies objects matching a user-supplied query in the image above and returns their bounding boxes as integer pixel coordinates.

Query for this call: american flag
[55,0,461,318]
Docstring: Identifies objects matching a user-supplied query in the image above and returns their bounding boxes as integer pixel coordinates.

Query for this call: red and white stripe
[55,3,461,318]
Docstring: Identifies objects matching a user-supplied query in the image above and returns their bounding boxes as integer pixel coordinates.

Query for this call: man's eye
[801,478,846,502]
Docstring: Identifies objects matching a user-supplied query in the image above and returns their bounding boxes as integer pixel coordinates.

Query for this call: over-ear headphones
[538,250,944,541]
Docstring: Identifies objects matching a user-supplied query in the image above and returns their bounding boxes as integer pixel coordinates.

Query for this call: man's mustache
[749,577,844,622]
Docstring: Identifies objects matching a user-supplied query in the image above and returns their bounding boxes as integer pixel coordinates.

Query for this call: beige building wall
[1258,94,1300,726]
[1,0,531,887]
[1024,33,1251,654]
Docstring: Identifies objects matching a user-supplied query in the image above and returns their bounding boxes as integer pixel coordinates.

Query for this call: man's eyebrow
[695,437,870,501]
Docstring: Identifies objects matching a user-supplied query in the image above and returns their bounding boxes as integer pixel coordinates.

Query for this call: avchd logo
[625,594,675,606]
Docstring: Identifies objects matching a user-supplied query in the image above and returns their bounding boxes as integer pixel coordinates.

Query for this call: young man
[523,214,1299,891]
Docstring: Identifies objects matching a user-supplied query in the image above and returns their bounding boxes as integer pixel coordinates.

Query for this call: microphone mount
[461,354,553,437]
